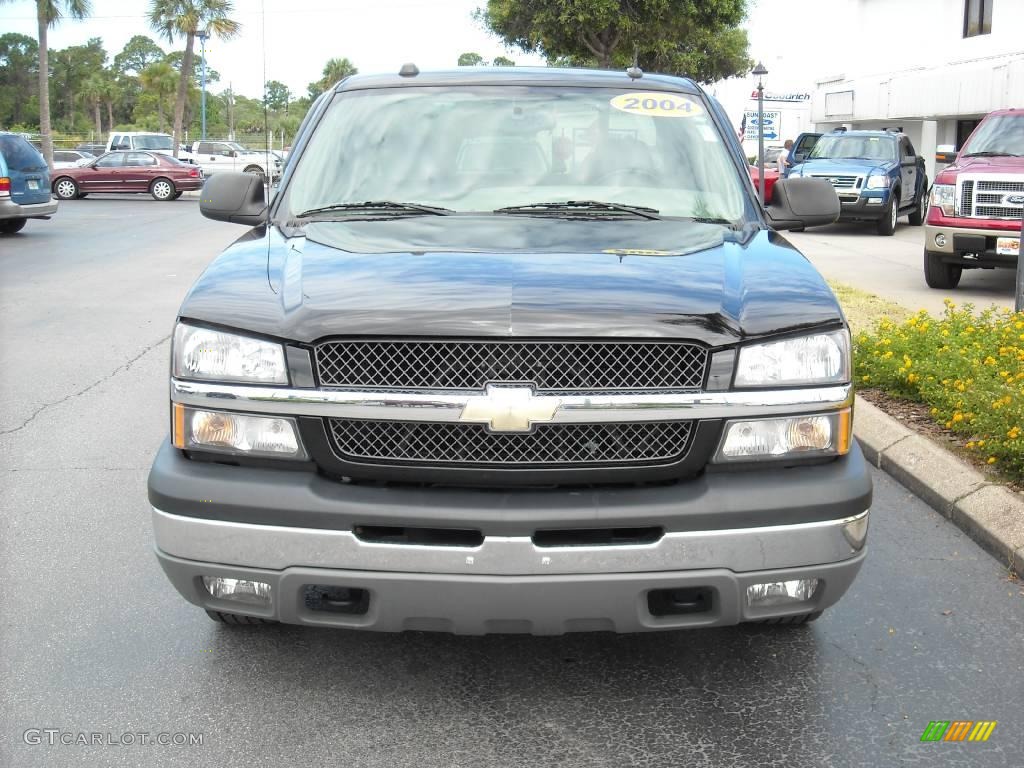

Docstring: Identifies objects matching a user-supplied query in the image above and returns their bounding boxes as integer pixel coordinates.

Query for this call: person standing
[777,138,794,175]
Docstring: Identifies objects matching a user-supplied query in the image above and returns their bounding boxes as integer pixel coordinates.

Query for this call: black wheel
[54,177,79,200]
[876,190,898,235]
[750,611,823,626]
[243,165,267,183]
[0,218,27,234]
[908,179,927,225]
[205,610,276,625]
[76,193,88,199]
[924,249,962,289]
[171,191,183,200]
[150,177,175,201]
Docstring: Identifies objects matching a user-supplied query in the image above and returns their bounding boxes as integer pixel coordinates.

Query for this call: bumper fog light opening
[745,578,819,609]
[935,233,947,247]
[202,576,272,607]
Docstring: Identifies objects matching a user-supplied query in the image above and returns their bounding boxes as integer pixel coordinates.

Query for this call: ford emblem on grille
[459,384,561,432]
[828,178,839,184]
[1006,194,1024,206]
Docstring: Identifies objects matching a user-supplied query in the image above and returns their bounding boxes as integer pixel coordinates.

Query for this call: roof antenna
[626,48,643,80]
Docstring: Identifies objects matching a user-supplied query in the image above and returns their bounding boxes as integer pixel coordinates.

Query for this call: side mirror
[765,178,840,231]
[935,144,956,164]
[200,172,267,226]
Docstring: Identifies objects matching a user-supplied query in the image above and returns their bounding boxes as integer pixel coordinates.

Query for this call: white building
[808,0,1024,181]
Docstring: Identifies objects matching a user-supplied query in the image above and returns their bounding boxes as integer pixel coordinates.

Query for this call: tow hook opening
[647,586,714,616]
[303,585,370,615]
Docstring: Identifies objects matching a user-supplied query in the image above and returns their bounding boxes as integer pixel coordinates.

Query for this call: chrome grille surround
[958,174,1024,219]
[313,339,709,392]
[327,419,695,466]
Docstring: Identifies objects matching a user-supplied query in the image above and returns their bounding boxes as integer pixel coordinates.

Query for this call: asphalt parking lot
[790,219,1017,315]
[2,197,1023,767]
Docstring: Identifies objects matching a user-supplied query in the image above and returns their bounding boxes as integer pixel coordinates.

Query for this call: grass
[827,281,909,335]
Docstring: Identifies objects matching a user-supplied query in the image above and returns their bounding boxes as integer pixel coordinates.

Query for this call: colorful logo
[920,721,997,742]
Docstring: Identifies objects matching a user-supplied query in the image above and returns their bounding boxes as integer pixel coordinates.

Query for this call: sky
[0,0,830,102]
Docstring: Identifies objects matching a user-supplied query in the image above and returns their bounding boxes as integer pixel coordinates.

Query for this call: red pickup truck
[924,108,1024,288]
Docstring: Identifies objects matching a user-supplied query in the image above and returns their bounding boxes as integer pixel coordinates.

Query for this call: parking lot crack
[0,334,171,437]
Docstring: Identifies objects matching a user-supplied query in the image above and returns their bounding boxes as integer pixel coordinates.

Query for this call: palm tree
[81,73,105,136]
[139,61,177,133]
[308,57,357,100]
[148,0,239,156]
[0,0,92,169]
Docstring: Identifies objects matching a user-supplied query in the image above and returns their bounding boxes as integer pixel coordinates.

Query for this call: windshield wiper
[962,151,1023,158]
[294,201,454,218]
[494,200,661,220]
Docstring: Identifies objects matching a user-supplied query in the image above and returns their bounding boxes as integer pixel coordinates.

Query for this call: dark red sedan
[51,151,203,201]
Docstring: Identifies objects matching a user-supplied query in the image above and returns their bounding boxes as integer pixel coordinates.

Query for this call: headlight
[734,330,850,387]
[714,409,852,462]
[173,323,287,384]
[172,404,306,459]
[866,173,889,190]
[930,183,955,217]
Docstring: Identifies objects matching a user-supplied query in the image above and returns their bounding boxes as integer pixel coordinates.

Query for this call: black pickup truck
[148,67,871,634]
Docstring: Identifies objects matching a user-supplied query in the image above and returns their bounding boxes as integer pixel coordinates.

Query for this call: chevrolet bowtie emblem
[459,385,561,432]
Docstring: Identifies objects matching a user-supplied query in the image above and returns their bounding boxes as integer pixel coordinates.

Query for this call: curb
[854,396,1024,572]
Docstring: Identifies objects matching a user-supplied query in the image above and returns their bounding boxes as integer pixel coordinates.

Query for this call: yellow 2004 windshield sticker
[610,92,703,118]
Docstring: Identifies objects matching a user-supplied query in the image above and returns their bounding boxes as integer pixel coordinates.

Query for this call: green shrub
[854,300,1024,482]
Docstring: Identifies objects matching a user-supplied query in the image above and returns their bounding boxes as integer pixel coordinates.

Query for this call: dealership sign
[750,90,810,102]
[744,110,780,141]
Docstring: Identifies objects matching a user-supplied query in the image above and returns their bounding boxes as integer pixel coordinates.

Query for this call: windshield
[961,115,1024,156]
[134,135,173,151]
[808,135,896,162]
[226,142,250,153]
[0,135,46,171]
[284,86,746,221]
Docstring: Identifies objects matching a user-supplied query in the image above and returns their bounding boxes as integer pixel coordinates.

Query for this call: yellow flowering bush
[855,299,1024,482]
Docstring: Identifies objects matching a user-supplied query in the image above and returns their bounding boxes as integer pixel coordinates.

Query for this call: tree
[139,60,177,132]
[50,37,105,131]
[478,0,750,82]
[148,0,240,156]
[0,0,92,168]
[458,52,484,66]
[81,72,107,135]
[491,55,515,66]
[113,34,164,75]
[0,33,39,126]
[263,79,290,111]
[307,56,357,100]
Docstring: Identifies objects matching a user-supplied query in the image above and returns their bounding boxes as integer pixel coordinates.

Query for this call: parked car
[189,140,281,181]
[747,164,780,203]
[106,132,196,163]
[148,67,868,634]
[53,149,95,169]
[787,129,928,235]
[923,108,1024,288]
[0,131,58,234]
[51,151,203,201]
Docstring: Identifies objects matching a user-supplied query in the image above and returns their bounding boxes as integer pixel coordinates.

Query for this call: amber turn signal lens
[172,402,186,449]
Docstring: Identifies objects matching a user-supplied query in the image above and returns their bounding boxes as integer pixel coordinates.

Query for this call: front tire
[876,190,898,236]
[908,179,927,226]
[0,218,27,234]
[924,249,962,289]
[243,165,267,183]
[150,177,175,201]
[54,177,79,200]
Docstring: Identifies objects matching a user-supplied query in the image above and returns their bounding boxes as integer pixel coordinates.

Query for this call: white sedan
[53,150,95,169]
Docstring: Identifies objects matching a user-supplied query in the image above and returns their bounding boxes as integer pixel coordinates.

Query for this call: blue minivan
[0,133,58,234]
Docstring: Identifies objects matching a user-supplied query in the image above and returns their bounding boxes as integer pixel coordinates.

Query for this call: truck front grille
[959,177,1024,220]
[809,173,861,191]
[327,419,695,467]
[313,340,708,392]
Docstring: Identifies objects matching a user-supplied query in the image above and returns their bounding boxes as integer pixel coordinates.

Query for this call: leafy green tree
[307,56,357,100]
[458,52,484,66]
[148,0,240,155]
[491,55,515,66]
[264,79,290,111]
[139,60,177,132]
[478,0,750,82]
[0,0,92,167]
[50,37,105,131]
[0,33,39,126]
[113,34,164,75]
[80,71,108,135]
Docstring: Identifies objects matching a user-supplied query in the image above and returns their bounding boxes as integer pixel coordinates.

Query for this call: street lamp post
[753,62,768,205]
[197,29,209,141]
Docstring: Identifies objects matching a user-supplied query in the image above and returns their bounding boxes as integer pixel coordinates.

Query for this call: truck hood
[947,155,1024,174]
[179,216,843,347]
[795,158,890,176]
